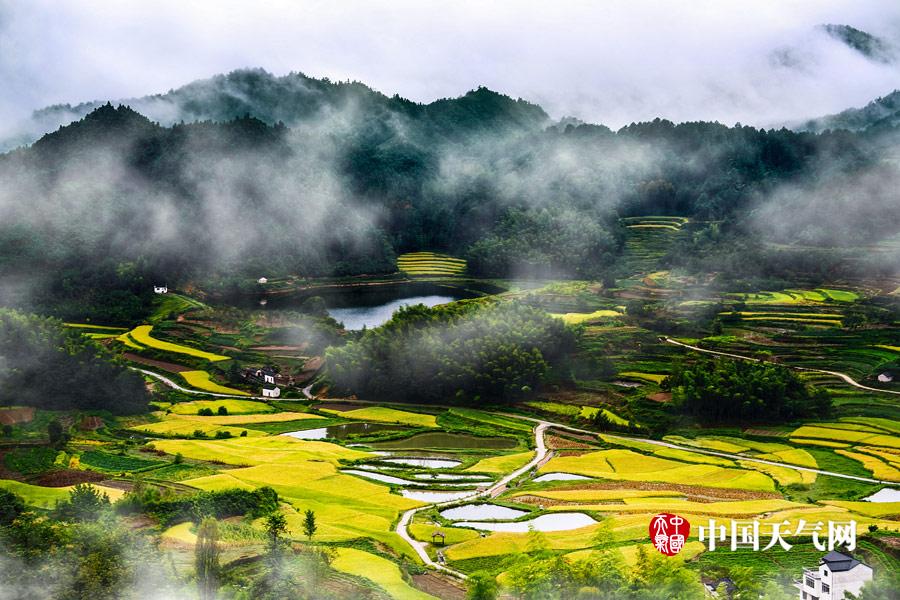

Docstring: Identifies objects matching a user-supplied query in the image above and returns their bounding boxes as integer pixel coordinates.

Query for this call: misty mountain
[819,24,897,64]
[2,69,549,152]
[1,73,898,323]
[799,89,900,133]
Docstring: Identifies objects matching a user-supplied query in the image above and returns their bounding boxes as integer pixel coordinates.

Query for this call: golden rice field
[0,479,125,508]
[130,420,262,438]
[127,325,231,361]
[835,449,900,482]
[539,449,776,491]
[151,437,423,555]
[551,309,621,324]
[180,370,249,395]
[396,252,466,276]
[332,548,437,600]
[116,332,144,349]
[791,425,900,448]
[318,406,438,427]
[465,451,534,474]
[169,411,323,425]
[168,399,275,415]
[617,371,666,384]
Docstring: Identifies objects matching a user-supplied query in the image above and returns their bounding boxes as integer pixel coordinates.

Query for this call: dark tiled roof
[821,551,862,572]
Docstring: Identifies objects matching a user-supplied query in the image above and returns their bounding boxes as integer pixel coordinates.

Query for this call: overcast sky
[1,0,899,128]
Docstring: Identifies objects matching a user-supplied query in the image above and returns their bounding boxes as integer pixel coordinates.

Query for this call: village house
[153,285,168,294]
[796,551,872,600]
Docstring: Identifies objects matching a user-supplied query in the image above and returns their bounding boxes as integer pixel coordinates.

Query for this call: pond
[533,472,592,483]
[455,512,597,532]
[328,295,460,330]
[343,470,481,488]
[372,432,518,450]
[281,422,409,440]
[440,504,528,521]
[864,488,900,502]
[400,490,475,503]
[382,457,462,468]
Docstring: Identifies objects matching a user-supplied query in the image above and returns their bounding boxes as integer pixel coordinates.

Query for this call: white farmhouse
[262,386,281,398]
[153,285,168,294]
[258,277,268,284]
[797,551,872,600]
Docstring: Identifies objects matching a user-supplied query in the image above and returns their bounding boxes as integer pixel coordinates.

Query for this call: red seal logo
[649,513,690,556]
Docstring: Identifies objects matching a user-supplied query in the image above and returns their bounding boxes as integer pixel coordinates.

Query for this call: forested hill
[0,75,899,322]
[800,89,900,133]
[6,69,549,151]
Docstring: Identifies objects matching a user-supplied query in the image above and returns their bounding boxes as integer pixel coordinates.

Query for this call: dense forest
[662,357,833,424]
[325,302,576,403]
[0,70,898,321]
[0,310,149,414]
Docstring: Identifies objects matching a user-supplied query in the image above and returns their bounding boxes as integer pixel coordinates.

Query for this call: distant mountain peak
[819,23,896,64]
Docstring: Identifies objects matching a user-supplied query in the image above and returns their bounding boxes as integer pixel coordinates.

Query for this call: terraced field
[619,216,689,274]
[397,252,466,276]
[179,370,249,395]
[126,325,231,361]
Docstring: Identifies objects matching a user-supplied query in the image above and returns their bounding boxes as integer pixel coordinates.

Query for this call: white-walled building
[262,386,281,398]
[797,552,872,600]
[153,285,168,294]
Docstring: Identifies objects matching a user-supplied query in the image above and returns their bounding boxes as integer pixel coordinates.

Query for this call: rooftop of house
[821,551,866,572]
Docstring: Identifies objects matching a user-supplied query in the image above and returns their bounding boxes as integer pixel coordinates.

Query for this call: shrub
[216,406,228,416]
[198,408,214,416]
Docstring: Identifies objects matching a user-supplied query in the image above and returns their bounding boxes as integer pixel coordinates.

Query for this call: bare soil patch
[0,407,35,425]
[32,469,106,487]
[123,353,189,373]
[412,573,466,600]
[647,392,672,403]
[546,434,592,450]
[79,416,104,430]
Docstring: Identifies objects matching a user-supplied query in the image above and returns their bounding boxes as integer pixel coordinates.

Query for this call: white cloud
[0,0,899,129]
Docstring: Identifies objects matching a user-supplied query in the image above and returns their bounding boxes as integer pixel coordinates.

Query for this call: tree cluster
[0,309,150,414]
[326,302,577,403]
[663,357,832,423]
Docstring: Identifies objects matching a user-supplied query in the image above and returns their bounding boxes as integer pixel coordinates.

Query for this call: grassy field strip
[875,345,900,352]
[0,479,125,508]
[516,489,684,501]
[791,425,900,448]
[161,522,197,544]
[179,371,249,396]
[64,323,128,331]
[790,438,852,448]
[332,548,437,600]
[566,541,705,567]
[168,400,276,415]
[738,460,816,485]
[130,420,262,438]
[128,325,230,361]
[616,371,666,383]
[840,417,900,434]
[551,310,621,324]
[599,435,736,467]
[464,452,534,474]
[835,450,900,482]
[579,406,631,426]
[117,332,144,349]
[168,412,323,425]
[318,406,438,427]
